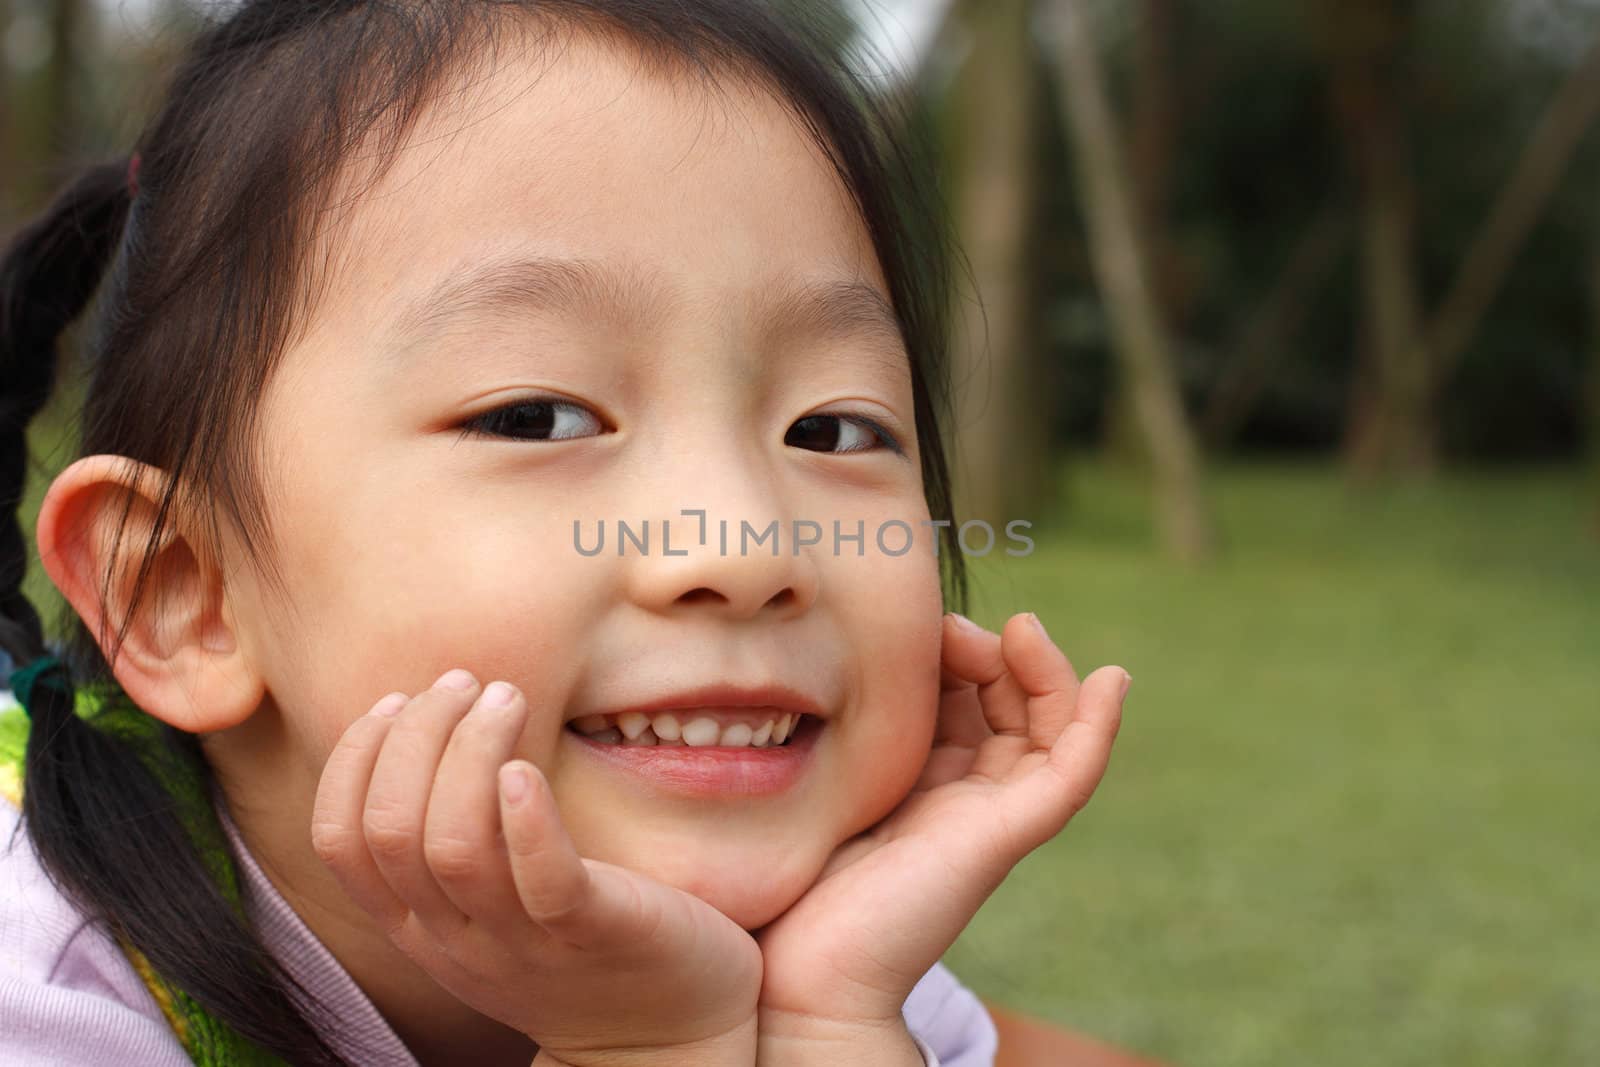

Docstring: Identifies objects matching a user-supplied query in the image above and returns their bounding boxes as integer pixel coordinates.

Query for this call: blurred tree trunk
[944,0,1056,529]
[21,0,93,210]
[1590,232,1600,540]
[1326,0,1434,478]
[1428,32,1600,393]
[0,0,12,222]
[1104,0,1184,460]
[1327,5,1600,478]
[47,0,87,158]
[1045,0,1216,563]
[1131,0,1183,323]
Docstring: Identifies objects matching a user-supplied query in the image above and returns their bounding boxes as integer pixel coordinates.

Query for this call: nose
[621,497,821,623]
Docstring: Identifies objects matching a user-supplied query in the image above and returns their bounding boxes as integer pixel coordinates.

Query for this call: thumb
[498,760,662,951]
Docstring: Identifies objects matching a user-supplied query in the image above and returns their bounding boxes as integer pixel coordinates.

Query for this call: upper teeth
[569,709,805,747]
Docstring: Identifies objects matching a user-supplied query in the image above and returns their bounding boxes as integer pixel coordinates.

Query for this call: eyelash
[787,412,905,456]
[457,396,905,456]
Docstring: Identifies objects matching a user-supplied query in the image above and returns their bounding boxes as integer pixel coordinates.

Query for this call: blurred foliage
[1045,0,1600,461]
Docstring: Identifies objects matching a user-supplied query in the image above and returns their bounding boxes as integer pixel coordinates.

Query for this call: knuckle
[502,820,540,863]
[1054,769,1099,817]
[309,820,359,865]
[443,718,498,760]
[385,910,424,949]
[363,807,419,859]
[627,882,664,942]
[527,887,586,927]
[517,862,585,924]
[423,833,482,883]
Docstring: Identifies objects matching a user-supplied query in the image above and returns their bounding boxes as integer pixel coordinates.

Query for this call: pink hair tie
[127,152,141,198]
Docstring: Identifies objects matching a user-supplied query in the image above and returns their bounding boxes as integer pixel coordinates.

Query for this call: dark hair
[0,1,967,1061]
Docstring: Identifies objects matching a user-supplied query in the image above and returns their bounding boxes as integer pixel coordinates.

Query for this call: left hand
[751,611,1129,1054]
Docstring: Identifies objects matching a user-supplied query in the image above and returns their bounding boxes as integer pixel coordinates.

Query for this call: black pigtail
[0,164,353,1067]
[0,162,128,666]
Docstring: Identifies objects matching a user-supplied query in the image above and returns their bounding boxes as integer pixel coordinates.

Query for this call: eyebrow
[389,254,664,349]
[387,253,910,379]
[762,275,908,371]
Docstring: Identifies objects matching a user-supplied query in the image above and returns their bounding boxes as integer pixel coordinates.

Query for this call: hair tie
[9,654,70,719]
[127,152,142,198]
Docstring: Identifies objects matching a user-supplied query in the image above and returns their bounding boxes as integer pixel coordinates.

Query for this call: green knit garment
[0,681,289,1066]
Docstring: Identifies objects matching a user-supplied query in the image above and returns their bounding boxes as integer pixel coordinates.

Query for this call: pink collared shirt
[1,790,997,1065]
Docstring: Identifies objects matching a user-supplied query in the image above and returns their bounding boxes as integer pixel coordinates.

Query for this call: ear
[35,455,264,734]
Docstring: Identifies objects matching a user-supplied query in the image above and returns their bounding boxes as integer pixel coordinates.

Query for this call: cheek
[243,490,598,754]
[826,536,946,832]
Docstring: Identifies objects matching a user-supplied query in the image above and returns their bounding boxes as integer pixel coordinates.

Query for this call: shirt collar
[212,786,420,1066]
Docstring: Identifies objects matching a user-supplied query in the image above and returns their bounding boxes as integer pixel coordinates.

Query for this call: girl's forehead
[314,28,885,338]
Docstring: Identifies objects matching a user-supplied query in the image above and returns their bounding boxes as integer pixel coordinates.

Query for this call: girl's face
[233,30,943,928]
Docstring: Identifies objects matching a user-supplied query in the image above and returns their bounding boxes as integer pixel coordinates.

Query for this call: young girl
[0,2,1130,1065]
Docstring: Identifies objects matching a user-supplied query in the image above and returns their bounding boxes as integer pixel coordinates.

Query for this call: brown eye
[786,414,900,455]
[463,399,605,442]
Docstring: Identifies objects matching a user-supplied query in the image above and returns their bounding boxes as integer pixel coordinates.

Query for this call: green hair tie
[8,654,71,718]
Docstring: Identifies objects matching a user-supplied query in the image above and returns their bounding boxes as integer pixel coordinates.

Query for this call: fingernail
[1120,670,1133,699]
[370,692,407,717]
[499,764,529,804]
[948,612,982,633]
[1028,612,1049,639]
[434,668,476,691]
[482,681,516,708]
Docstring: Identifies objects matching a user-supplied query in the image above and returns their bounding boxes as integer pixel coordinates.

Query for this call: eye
[459,397,606,442]
[785,413,903,456]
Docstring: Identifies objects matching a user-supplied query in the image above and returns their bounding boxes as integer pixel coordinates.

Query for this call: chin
[616,836,824,930]
[693,879,800,931]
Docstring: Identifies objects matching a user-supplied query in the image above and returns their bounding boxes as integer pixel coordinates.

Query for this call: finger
[423,680,532,927]
[1000,612,1082,750]
[929,614,999,749]
[965,614,1046,744]
[363,669,481,940]
[499,760,674,953]
[940,612,1004,690]
[940,614,1030,780]
[310,692,411,935]
[1011,664,1129,848]
[965,614,1077,779]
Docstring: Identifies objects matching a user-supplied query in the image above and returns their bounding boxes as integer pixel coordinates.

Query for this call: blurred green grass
[946,460,1600,1066]
[16,403,1598,1064]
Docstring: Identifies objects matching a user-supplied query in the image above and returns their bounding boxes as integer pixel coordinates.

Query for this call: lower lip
[566,715,822,799]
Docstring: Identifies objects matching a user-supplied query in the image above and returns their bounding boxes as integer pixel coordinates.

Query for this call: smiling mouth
[565,708,814,748]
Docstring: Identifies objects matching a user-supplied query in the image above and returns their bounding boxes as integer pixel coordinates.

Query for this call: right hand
[310,669,763,1066]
